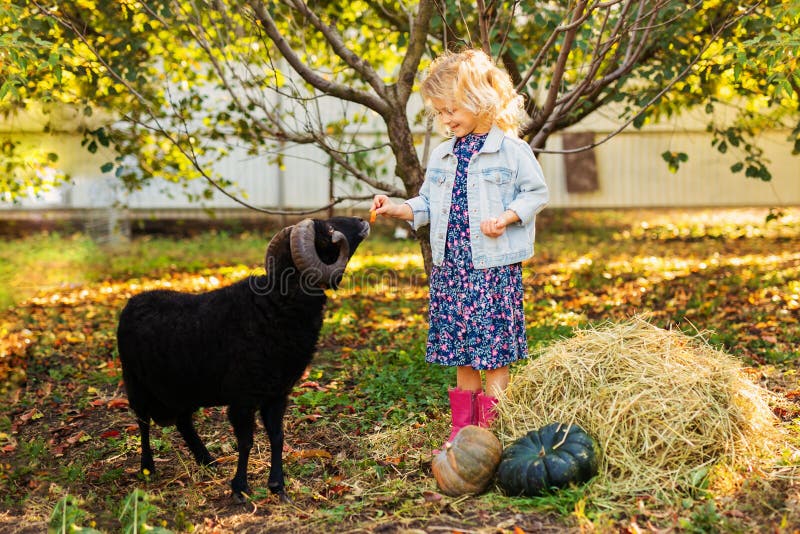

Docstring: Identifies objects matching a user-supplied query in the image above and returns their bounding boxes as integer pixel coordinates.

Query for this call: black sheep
[117,217,370,502]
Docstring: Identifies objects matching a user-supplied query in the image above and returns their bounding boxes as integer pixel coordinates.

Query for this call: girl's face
[431,98,491,137]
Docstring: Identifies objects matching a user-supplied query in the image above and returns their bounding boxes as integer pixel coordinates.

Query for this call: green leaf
[96,128,110,147]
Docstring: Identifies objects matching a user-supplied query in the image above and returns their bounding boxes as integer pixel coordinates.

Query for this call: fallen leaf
[289,448,332,460]
[298,381,327,391]
[294,414,322,424]
[18,408,43,423]
[106,398,129,409]
[67,431,89,445]
[422,491,443,502]
[326,484,350,496]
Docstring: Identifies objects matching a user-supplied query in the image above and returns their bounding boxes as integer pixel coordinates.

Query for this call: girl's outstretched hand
[371,195,390,216]
[371,195,413,221]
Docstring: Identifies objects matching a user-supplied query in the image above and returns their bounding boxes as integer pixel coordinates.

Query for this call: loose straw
[496,316,787,506]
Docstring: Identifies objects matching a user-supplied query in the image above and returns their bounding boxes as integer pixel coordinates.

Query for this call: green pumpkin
[497,422,598,497]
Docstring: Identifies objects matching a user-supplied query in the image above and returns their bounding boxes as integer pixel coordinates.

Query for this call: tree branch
[515,2,594,92]
[311,132,405,197]
[531,1,588,143]
[363,0,409,32]
[476,0,491,54]
[154,4,306,142]
[124,104,378,215]
[530,2,760,154]
[247,0,390,115]
[284,0,389,99]
[395,0,434,104]
[547,0,643,123]
[491,1,519,65]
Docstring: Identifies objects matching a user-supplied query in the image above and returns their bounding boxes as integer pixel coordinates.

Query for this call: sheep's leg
[175,412,215,467]
[137,416,156,475]
[260,397,291,503]
[228,404,255,503]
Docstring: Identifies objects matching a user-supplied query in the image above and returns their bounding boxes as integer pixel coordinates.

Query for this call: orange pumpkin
[431,425,502,496]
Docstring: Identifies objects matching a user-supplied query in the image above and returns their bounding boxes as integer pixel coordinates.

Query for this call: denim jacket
[405,125,549,269]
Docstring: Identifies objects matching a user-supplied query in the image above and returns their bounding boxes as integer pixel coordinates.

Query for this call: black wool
[117,217,370,502]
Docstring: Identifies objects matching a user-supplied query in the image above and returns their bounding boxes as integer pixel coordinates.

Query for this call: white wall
[538,129,799,208]
[1,102,798,213]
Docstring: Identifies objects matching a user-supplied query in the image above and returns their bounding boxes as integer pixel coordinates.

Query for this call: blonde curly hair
[420,49,525,137]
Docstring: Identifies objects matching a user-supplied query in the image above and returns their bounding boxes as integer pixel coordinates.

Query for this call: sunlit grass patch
[0,208,798,532]
[613,208,800,242]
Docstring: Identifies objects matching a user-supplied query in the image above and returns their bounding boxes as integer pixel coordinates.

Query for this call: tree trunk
[384,107,434,278]
[414,226,433,279]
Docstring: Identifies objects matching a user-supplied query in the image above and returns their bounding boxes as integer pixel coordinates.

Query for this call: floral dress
[426,133,528,370]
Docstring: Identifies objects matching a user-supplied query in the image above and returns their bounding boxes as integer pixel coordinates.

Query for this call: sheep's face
[313,216,370,264]
[308,217,370,289]
[264,216,370,293]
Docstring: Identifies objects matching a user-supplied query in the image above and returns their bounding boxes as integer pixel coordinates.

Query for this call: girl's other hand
[480,217,507,237]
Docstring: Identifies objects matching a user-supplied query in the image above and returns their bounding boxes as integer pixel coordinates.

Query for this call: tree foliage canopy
[1,0,798,209]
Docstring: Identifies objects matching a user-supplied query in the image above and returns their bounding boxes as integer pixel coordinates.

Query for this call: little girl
[372,49,549,448]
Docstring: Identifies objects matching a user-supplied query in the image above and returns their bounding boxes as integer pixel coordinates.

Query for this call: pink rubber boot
[436,388,477,453]
[476,392,499,428]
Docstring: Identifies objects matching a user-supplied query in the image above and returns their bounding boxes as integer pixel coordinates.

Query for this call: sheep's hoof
[230,484,252,504]
[231,491,248,505]
[197,452,216,465]
[199,457,218,470]
[277,491,293,504]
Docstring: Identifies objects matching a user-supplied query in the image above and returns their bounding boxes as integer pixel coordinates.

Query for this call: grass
[0,207,799,532]
[0,230,271,310]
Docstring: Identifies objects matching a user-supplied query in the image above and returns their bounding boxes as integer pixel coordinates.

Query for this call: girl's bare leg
[456,365,482,392]
[484,366,510,397]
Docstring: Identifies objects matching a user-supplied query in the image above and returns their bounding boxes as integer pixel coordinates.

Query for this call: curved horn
[265,225,293,271]
[290,219,350,286]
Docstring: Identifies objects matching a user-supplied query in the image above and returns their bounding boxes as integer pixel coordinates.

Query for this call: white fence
[1,104,798,216]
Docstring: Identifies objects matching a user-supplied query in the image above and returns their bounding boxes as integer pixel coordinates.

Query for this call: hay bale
[496,316,785,504]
